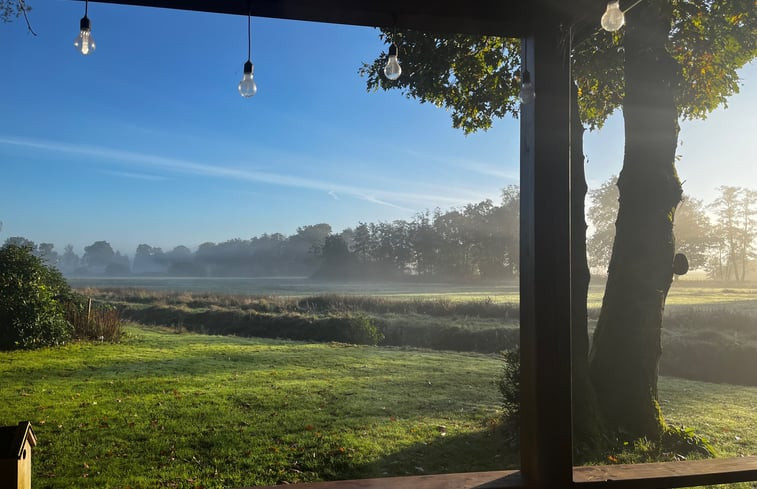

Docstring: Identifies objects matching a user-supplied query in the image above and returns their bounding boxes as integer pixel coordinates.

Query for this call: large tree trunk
[589,0,682,440]
[571,82,604,453]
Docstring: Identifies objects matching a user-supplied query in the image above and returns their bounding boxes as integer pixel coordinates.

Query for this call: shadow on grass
[339,428,518,481]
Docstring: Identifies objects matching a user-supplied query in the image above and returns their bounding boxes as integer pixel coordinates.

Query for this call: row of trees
[5,180,755,280]
[317,187,519,280]
[589,181,757,281]
[1,188,520,281]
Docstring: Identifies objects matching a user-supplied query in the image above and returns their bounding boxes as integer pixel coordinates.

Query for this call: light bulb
[601,1,625,32]
[238,60,257,98]
[384,43,402,81]
[519,70,535,104]
[74,16,96,56]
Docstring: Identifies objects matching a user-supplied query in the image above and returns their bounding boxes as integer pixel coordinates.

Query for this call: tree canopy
[360,1,757,132]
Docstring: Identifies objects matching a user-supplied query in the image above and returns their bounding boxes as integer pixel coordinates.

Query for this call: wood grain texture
[240,457,757,489]
[574,456,757,488]
[246,470,523,489]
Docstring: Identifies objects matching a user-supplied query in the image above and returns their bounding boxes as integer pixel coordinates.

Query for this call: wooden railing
[244,456,757,489]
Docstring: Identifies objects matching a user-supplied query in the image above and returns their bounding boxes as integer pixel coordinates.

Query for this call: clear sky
[1,1,755,256]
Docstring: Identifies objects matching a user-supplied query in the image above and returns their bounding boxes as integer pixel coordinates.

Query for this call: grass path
[1,325,755,488]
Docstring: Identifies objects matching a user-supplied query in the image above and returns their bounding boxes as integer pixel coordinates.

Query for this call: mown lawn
[0,325,511,489]
[1,324,755,489]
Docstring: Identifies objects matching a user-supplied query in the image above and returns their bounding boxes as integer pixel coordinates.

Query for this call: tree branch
[18,0,36,36]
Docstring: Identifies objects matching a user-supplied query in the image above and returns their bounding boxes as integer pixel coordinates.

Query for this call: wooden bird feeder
[0,422,37,489]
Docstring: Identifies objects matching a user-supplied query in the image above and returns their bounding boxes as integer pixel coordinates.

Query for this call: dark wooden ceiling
[84,0,607,37]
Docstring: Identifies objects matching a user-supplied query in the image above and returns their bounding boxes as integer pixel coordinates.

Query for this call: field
[1,279,756,488]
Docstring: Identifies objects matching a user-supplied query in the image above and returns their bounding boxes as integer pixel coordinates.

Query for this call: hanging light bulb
[519,70,535,104]
[238,60,257,98]
[238,13,257,98]
[384,43,402,81]
[601,0,625,32]
[74,0,95,55]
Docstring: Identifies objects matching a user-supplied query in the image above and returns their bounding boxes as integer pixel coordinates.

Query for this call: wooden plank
[518,17,574,489]
[574,456,757,489]
[239,458,757,489]
[242,470,523,489]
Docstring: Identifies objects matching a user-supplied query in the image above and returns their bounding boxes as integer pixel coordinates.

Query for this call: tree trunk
[570,82,605,453]
[589,0,682,440]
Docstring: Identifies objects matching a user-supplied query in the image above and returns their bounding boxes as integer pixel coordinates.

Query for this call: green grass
[0,325,512,489]
[661,378,757,459]
[2,324,756,489]
[4,280,757,488]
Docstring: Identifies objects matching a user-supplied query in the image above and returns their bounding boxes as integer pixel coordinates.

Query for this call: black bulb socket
[522,70,531,83]
[243,60,253,74]
[80,16,91,31]
[388,43,398,57]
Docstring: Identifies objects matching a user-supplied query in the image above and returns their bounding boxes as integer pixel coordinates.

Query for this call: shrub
[0,245,73,349]
[498,348,520,443]
[63,298,123,342]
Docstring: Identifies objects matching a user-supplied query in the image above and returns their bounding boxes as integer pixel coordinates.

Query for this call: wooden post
[519,16,574,489]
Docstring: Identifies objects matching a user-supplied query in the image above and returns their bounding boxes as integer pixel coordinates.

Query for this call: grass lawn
[1,324,755,489]
[0,325,511,489]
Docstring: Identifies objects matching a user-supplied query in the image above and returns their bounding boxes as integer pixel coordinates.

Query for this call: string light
[384,42,402,80]
[238,13,257,98]
[601,0,644,32]
[74,0,95,55]
[601,1,624,31]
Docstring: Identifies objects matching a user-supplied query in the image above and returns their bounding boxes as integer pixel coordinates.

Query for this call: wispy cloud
[0,135,476,212]
[328,191,340,200]
[403,149,518,181]
[100,170,166,181]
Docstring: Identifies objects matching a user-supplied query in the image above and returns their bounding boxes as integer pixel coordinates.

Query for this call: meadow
[1,279,755,488]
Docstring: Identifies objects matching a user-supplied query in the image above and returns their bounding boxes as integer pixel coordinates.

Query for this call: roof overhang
[80,0,608,38]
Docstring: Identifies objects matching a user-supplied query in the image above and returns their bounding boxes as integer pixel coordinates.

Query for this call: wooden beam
[245,470,523,489]
[240,457,757,489]
[82,0,530,36]
[573,456,757,489]
[78,0,608,38]
[518,16,574,489]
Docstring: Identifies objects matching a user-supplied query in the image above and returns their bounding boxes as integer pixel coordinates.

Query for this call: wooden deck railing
[244,456,757,489]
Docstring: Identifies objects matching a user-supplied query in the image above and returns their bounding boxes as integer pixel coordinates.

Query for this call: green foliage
[497,348,520,444]
[123,306,384,346]
[0,0,30,23]
[662,425,715,458]
[0,244,72,350]
[63,298,123,342]
[605,425,715,464]
[359,33,520,134]
[361,2,757,132]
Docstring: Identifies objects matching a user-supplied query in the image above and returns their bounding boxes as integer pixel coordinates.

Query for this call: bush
[498,348,520,443]
[0,245,73,350]
[63,298,123,342]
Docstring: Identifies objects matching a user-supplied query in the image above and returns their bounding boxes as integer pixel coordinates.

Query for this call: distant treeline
[589,181,757,281]
[5,181,756,281]
[3,187,519,282]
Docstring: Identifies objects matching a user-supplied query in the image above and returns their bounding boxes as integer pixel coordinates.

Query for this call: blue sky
[1,1,755,256]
